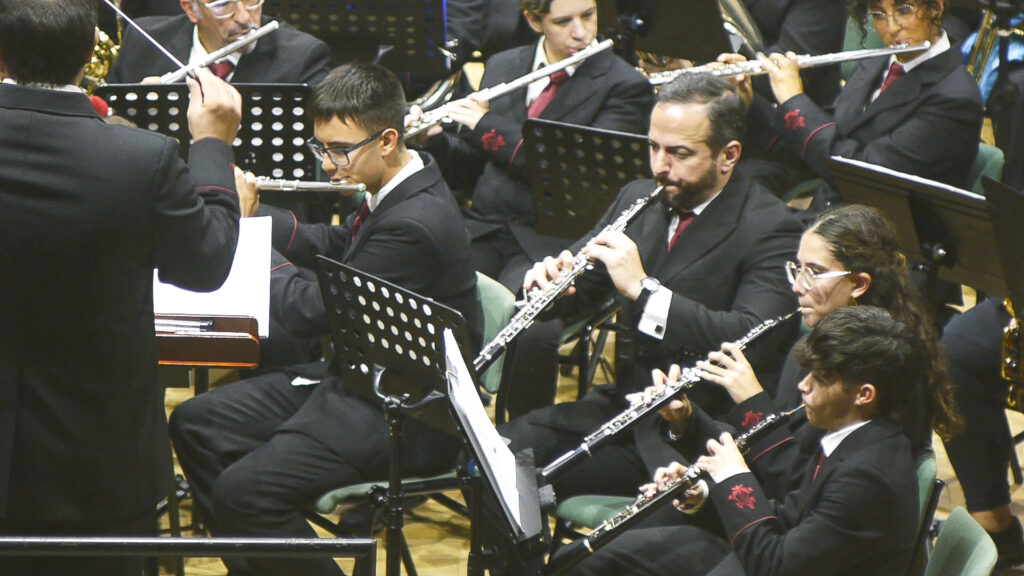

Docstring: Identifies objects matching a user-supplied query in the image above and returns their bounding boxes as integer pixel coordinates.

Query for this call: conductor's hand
[187,68,242,144]
[697,342,764,404]
[581,230,647,301]
[234,167,260,217]
[759,51,804,105]
[696,433,749,479]
[716,53,754,110]
[523,250,576,298]
[445,93,489,131]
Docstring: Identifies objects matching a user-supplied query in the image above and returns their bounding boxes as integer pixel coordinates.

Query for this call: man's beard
[656,166,719,213]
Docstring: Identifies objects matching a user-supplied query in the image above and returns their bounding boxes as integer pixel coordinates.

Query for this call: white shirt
[2,78,83,93]
[637,189,723,340]
[189,25,248,82]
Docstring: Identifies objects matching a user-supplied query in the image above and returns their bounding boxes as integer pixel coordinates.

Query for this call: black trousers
[941,297,1014,511]
[0,509,156,576]
[169,370,459,576]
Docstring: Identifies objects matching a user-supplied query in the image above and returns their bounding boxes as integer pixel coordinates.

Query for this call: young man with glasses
[107,0,332,84]
[725,0,982,209]
[169,62,482,576]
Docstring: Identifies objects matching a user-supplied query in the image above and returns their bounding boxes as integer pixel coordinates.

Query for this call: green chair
[968,143,1005,196]
[308,272,516,567]
[842,17,884,82]
[924,507,998,576]
[909,449,945,576]
[550,494,634,550]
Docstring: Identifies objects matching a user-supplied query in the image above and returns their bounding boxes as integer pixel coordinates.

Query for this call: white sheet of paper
[443,329,522,528]
[153,216,271,337]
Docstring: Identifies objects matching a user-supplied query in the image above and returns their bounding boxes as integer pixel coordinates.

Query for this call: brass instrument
[966,10,1024,84]
[716,0,765,56]
[472,185,663,376]
[161,22,280,83]
[83,28,120,93]
[544,405,806,576]
[647,42,930,86]
[410,69,464,114]
[539,307,800,485]
[404,39,614,139]
[1003,298,1023,409]
[255,178,366,194]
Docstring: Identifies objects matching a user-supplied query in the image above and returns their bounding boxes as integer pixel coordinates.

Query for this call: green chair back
[475,272,516,394]
[968,143,1005,196]
[917,450,938,532]
[842,17,885,82]
[924,507,998,576]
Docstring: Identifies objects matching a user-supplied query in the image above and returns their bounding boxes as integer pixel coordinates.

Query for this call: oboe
[544,404,806,576]
[539,307,800,485]
[405,39,614,138]
[472,186,663,375]
[647,42,930,86]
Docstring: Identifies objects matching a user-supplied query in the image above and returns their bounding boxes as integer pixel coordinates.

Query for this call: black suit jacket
[427,43,653,259]
[748,43,984,189]
[260,151,482,452]
[0,84,240,521]
[710,419,917,576]
[107,14,333,85]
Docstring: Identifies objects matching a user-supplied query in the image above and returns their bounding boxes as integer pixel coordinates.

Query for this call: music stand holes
[272,107,284,117]
[252,122,264,131]
[359,363,370,374]
[381,337,390,349]
[427,323,435,335]
[410,350,418,361]
[352,276,361,287]
[272,168,284,177]
[147,107,158,116]
[233,138,243,147]
[251,137,263,147]
[272,122,284,132]
[357,295,366,306]
[422,303,431,315]
[421,356,431,367]
[169,123,180,132]
[292,137,305,146]
[404,330,412,342]
[413,318,422,328]
[292,152,305,162]
[272,137,284,147]
[390,325,399,336]
[372,301,381,312]
[418,336,426,347]
[539,159,549,170]
[125,92,139,102]
[366,281,375,293]
[376,319,386,330]
[386,306,395,318]
[395,293,404,304]
[146,92,159,101]
[252,106,263,116]
[168,107,180,116]
[367,333,376,344]
[147,123,159,131]
[409,300,418,310]
[272,153,284,162]
[292,122,304,132]
[400,312,408,322]
[292,107,304,116]
[293,168,305,178]
[362,313,371,325]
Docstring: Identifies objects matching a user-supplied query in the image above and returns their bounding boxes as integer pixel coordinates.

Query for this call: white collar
[2,78,83,93]
[887,30,950,74]
[367,150,424,212]
[189,25,247,72]
[820,419,871,457]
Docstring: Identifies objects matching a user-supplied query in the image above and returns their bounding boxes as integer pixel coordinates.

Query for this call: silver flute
[647,42,930,86]
[539,307,801,485]
[255,177,366,194]
[472,185,663,375]
[160,21,280,83]
[405,38,614,139]
[544,404,806,576]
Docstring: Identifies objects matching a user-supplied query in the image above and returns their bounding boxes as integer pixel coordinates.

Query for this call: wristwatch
[635,276,661,311]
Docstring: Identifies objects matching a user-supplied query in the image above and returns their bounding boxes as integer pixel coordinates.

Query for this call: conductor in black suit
[0,1,247,575]
[499,73,801,497]
[169,62,481,576]
[107,0,333,84]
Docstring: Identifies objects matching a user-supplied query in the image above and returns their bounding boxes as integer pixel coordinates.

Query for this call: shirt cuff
[710,465,751,484]
[637,286,672,340]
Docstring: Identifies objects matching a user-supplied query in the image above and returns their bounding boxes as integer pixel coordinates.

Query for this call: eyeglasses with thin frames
[200,0,265,20]
[306,130,385,168]
[868,3,919,26]
[785,261,851,291]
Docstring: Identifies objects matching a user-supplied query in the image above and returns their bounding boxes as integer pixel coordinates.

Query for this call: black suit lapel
[486,46,533,124]
[834,57,888,133]
[231,17,275,81]
[539,51,611,120]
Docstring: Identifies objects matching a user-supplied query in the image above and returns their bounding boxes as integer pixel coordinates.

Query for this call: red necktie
[527,69,570,118]
[813,450,825,480]
[667,211,695,251]
[349,201,370,242]
[208,60,235,80]
[879,62,904,94]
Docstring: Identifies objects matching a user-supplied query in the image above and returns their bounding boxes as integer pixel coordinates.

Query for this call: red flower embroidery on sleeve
[728,484,757,510]
[741,410,763,428]
[784,109,806,131]
[481,129,507,151]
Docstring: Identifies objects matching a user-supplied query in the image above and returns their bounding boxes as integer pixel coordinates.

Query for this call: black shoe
[992,517,1024,571]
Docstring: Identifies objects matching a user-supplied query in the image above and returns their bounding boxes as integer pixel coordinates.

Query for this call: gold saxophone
[83,27,120,94]
[1003,298,1023,409]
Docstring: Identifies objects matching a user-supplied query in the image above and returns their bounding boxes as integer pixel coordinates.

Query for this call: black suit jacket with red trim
[746,43,983,190]
[709,419,917,576]
[425,43,652,260]
[0,83,240,521]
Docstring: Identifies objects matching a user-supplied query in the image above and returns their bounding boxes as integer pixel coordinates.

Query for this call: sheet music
[443,329,522,527]
[153,216,271,337]
[831,156,986,200]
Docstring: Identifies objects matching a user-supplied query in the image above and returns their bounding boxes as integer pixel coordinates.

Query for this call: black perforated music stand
[264,0,449,80]
[95,83,317,179]
[829,157,1006,305]
[524,118,649,241]
[983,177,1024,309]
[596,0,732,63]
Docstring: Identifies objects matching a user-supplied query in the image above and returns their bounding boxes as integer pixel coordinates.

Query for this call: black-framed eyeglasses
[200,0,265,20]
[785,261,851,291]
[306,130,385,167]
[868,3,918,25]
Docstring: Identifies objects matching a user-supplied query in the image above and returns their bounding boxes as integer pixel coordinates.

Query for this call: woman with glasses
[106,0,332,84]
[725,0,982,208]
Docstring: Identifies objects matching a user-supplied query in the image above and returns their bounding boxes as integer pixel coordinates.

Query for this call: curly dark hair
[806,204,962,441]
[846,0,944,47]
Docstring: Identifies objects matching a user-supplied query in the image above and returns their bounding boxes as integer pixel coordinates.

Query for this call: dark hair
[794,306,922,422]
[521,0,556,15]
[846,0,944,46]
[806,204,962,440]
[655,73,746,154]
[308,63,407,136]
[0,0,97,86]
